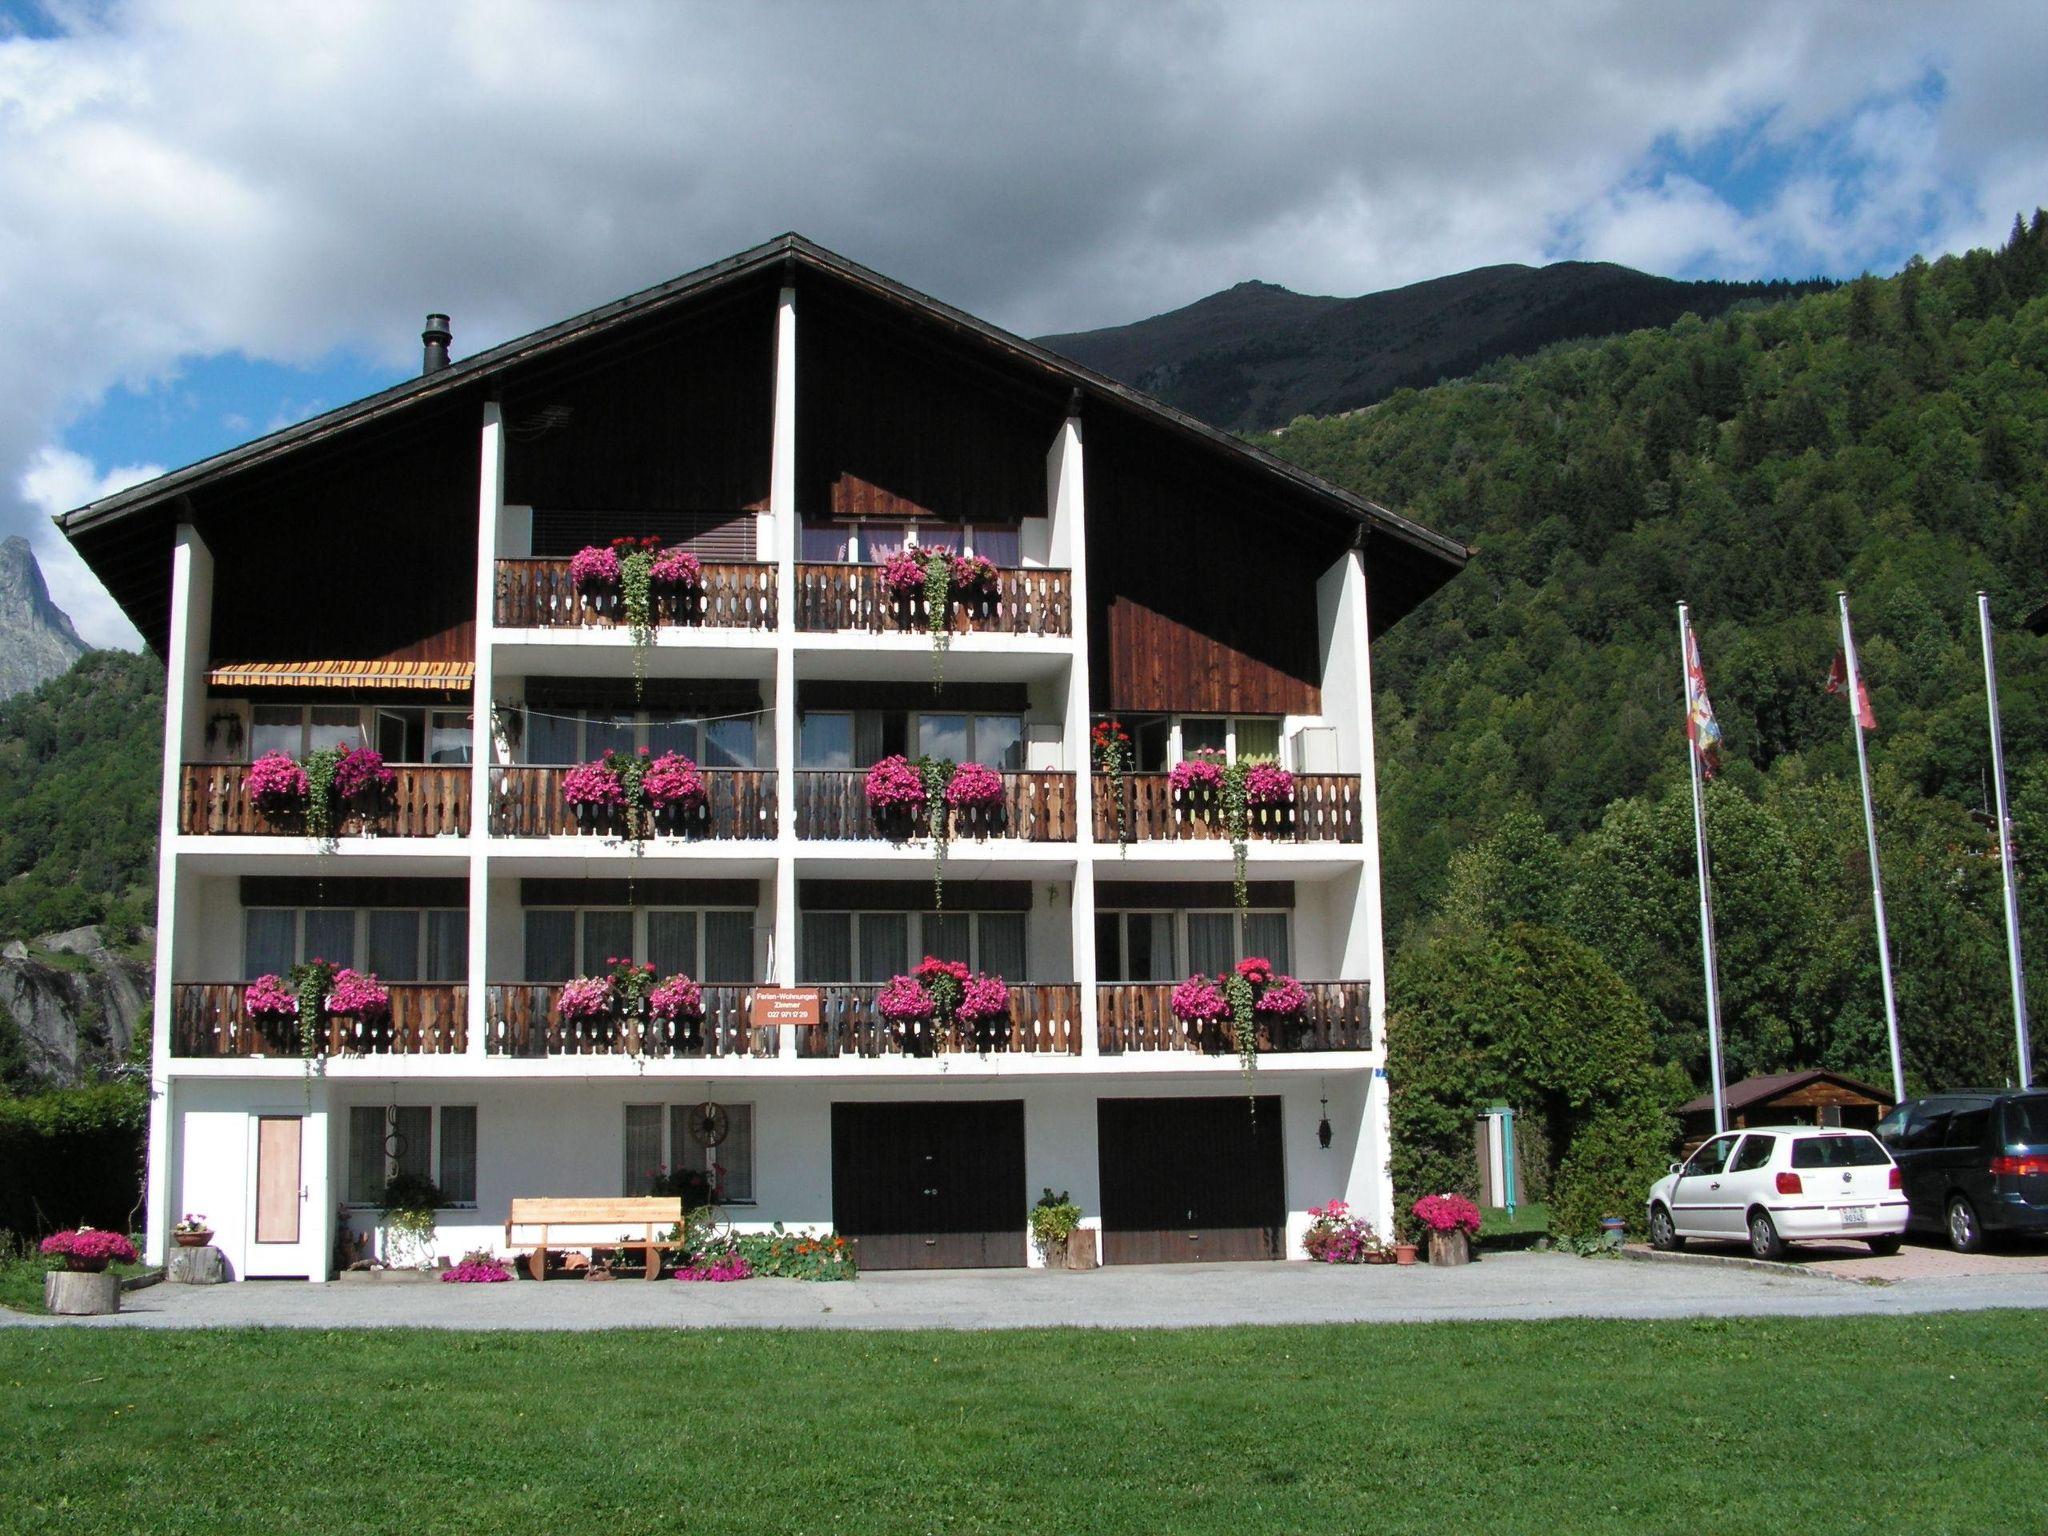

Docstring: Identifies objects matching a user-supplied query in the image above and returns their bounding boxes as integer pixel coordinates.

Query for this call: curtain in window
[1132,913,1175,980]
[526,709,579,765]
[587,714,635,760]
[307,706,364,753]
[1243,911,1291,972]
[347,1106,386,1205]
[429,711,472,765]
[250,705,300,759]
[918,524,965,554]
[365,910,419,981]
[976,913,1027,980]
[582,911,634,971]
[1235,718,1283,762]
[1186,913,1234,976]
[861,524,907,563]
[970,526,1019,565]
[302,909,357,969]
[438,1107,477,1205]
[393,1105,433,1187]
[647,911,699,977]
[702,911,753,983]
[800,521,851,561]
[622,1105,664,1195]
[1181,718,1226,758]
[424,911,468,982]
[800,913,852,983]
[858,914,908,983]
[922,913,971,965]
[1094,913,1124,982]
[853,711,886,769]
[524,911,575,982]
[245,909,295,979]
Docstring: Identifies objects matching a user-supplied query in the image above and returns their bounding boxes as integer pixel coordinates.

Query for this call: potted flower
[569,542,623,594]
[173,1213,214,1248]
[955,969,1011,1049]
[40,1227,137,1315]
[1169,974,1230,1048]
[332,747,396,831]
[1168,748,1226,803]
[864,752,928,837]
[324,968,390,1020]
[441,1249,514,1283]
[246,750,309,827]
[942,759,1005,835]
[649,971,706,1051]
[1411,1192,1482,1267]
[1030,1187,1084,1268]
[876,971,938,1054]
[561,753,628,833]
[1251,969,1310,1047]
[1092,718,1133,850]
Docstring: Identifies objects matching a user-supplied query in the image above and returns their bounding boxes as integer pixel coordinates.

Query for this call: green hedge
[0,1082,147,1239]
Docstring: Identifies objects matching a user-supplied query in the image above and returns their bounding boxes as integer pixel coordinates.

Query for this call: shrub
[0,1082,146,1239]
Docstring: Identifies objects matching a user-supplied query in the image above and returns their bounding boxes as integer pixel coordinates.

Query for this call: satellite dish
[687,1102,730,1148]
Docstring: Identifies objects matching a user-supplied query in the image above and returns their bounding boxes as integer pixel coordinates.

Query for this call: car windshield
[2004,1097,2048,1148]
[1791,1135,1890,1169]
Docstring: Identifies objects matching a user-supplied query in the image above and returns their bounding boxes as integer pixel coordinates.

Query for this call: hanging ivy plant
[920,755,952,908]
[303,746,347,844]
[620,544,656,698]
[1221,967,1259,1082]
[921,549,954,690]
[1221,759,1251,912]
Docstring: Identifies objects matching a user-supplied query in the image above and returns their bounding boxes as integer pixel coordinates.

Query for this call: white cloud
[18,445,158,649]
[0,0,2043,648]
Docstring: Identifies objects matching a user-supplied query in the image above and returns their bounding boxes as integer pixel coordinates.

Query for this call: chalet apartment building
[61,235,1466,1278]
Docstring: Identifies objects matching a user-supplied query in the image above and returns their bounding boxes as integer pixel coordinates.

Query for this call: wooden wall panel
[797,298,1063,525]
[1084,416,1338,715]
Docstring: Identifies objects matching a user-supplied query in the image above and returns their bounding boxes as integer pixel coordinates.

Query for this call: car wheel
[1747,1210,1786,1261]
[1865,1236,1901,1256]
[1946,1195,1985,1254]
[1648,1204,1684,1251]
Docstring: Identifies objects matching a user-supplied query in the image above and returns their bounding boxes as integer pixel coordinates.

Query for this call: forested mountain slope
[1271,215,2048,1092]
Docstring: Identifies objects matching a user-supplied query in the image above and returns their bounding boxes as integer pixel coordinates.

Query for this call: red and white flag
[1827,650,1877,730]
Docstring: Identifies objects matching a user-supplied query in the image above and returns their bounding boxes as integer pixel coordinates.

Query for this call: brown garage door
[1098,1097,1285,1263]
[831,1101,1027,1270]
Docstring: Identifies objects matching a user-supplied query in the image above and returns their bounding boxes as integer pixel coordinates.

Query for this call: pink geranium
[1170,975,1230,1023]
[943,761,1004,807]
[880,551,929,598]
[247,751,309,811]
[949,553,999,593]
[441,1259,513,1283]
[1169,752,1226,794]
[557,976,612,1021]
[649,973,704,1021]
[570,545,621,589]
[914,956,970,988]
[41,1227,137,1272]
[1410,1192,1482,1236]
[956,972,1011,1024]
[1254,974,1309,1016]
[649,548,703,586]
[1235,956,1274,987]
[325,969,389,1017]
[864,754,927,811]
[1244,761,1295,806]
[244,973,298,1020]
[642,751,706,808]
[561,756,627,807]
[332,748,396,801]
[876,974,936,1024]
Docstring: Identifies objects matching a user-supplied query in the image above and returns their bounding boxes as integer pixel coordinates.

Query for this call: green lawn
[1481,1201,1550,1238]
[1,1313,2041,1533]
[0,1238,152,1315]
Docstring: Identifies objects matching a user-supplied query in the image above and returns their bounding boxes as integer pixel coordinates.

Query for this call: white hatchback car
[1646,1125,1910,1259]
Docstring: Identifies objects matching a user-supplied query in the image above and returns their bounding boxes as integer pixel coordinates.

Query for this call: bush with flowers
[40,1226,137,1273]
[570,544,623,589]
[441,1251,514,1283]
[675,1250,753,1282]
[1168,750,1226,796]
[1169,975,1230,1024]
[1302,1200,1388,1264]
[864,753,927,813]
[1410,1192,1483,1237]
[722,1224,857,1281]
[876,973,936,1026]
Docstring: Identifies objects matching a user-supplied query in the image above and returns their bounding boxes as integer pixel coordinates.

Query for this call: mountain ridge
[0,536,86,700]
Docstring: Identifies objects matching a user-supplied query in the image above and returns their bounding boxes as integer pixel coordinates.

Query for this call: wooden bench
[504,1197,687,1281]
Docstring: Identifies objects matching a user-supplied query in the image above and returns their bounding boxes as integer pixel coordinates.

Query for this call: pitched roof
[58,233,1469,648]
[1678,1068,1894,1118]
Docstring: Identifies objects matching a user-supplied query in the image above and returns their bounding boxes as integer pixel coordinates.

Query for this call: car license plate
[1841,1207,1869,1226]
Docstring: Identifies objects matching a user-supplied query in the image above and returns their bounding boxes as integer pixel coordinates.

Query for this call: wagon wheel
[686,1102,730,1148]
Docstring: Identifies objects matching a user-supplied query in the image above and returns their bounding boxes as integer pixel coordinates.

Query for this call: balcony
[795,984,1083,1057]
[483,984,776,1058]
[494,558,777,630]
[1091,774,1364,844]
[793,771,1075,841]
[794,564,1071,637]
[178,764,472,838]
[1096,981,1371,1054]
[490,767,777,839]
[170,983,468,1057]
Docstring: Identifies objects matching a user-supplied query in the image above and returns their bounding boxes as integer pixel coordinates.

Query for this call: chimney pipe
[421,314,452,375]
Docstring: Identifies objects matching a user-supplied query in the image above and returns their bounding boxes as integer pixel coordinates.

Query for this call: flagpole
[1679,603,1729,1134]
[1838,591,1906,1103]
[1978,592,2032,1089]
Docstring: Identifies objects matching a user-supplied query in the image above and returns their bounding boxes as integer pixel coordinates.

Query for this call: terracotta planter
[174,1231,214,1248]
[1394,1243,1418,1266]
[45,1269,121,1315]
[1427,1229,1472,1267]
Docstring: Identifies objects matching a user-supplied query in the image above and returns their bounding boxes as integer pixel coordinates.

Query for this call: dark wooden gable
[201,404,480,666]
[1085,412,1341,715]
[796,289,1066,524]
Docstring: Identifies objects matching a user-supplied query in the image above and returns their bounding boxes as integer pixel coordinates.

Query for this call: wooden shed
[1679,1069,1894,1146]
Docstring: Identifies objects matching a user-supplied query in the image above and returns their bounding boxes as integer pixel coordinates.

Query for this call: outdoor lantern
[1317,1094,1333,1150]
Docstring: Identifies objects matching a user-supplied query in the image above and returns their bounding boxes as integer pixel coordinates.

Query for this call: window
[525,908,758,981]
[1791,1134,1890,1169]
[799,712,854,769]
[373,708,474,764]
[858,913,908,983]
[1945,1105,1993,1150]
[1730,1135,1777,1174]
[347,1105,477,1206]
[1096,910,1288,980]
[1096,911,1175,982]
[1175,715,1287,766]
[522,707,759,768]
[799,911,1028,981]
[1684,1135,1739,1177]
[797,519,1018,565]
[912,713,1023,769]
[246,908,467,981]
[623,1103,756,1203]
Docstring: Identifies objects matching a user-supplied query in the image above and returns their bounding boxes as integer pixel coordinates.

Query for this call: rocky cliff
[0,926,150,1088]
[0,537,87,700]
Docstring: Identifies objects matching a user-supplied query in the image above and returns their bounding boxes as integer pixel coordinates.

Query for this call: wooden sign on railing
[748,988,822,1027]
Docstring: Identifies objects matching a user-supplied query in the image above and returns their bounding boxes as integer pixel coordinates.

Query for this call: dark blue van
[1875,1091,2048,1251]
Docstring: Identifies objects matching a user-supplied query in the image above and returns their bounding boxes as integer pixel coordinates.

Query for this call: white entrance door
[247,1115,309,1277]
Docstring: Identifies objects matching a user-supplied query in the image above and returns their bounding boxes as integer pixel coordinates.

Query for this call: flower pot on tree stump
[45,1269,121,1315]
[1427,1230,1471,1267]
[1063,1228,1097,1270]
[168,1245,226,1285]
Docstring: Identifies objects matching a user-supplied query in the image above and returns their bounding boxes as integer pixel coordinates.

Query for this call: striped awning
[206,660,474,692]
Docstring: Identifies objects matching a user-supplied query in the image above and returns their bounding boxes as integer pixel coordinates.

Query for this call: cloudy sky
[3,0,2043,650]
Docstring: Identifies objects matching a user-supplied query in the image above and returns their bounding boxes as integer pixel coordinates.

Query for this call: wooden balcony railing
[170,982,468,1057]
[795,983,1083,1057]
[794,770,1075,841]
[483,983,776,1057]
[1091,773,1364,843]
[1096,981,1371,1055]
[178,763,471,838]
[489,767,776,839]
[494,558,777,630]
[794,563,1071,636]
